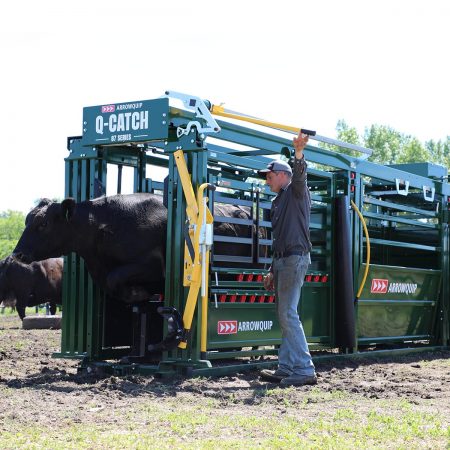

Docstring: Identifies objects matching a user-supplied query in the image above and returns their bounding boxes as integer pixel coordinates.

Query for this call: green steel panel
[388,162,447,179]
[77,259,86,353]
[357,264,440,341]
[301,286,331,343]
[358,264,441,301]
[60,256,71,353]
[78,160,88,352]
[358,304,434,339]
[206,284,331,349]
[82,98,169,146]
[207,304,281,347]
[442,222,450,345]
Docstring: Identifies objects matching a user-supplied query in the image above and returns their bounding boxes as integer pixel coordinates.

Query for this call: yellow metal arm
[173,150,214,352]
[210,104,316,136]
[174,150,198,220]
[209,102,373,156]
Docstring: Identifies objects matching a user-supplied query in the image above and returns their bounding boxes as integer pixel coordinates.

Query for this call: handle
[299,128,316,136]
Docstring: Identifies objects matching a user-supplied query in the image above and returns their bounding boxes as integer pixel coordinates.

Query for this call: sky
[0,0,449,213]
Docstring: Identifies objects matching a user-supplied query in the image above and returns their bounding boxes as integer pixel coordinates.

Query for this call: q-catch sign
[82,98,169,146]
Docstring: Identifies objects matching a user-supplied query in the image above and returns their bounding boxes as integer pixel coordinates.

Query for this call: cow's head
[13,198,77,263]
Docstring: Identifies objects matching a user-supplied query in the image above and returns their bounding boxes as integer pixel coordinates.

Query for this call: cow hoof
[22,315,62,330]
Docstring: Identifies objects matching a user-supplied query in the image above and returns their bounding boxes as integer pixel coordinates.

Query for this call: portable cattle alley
[56,91,450,377]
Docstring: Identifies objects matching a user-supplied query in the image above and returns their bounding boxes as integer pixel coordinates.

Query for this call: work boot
[279,373,317,387]
[260,368,290,382]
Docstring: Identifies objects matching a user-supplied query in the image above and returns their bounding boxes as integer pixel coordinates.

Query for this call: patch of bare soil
[0,314,449,431]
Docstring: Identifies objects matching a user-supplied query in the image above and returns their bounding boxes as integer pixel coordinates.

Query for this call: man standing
[259,132,317,386]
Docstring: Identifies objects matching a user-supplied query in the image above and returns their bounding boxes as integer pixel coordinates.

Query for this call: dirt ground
[0,314,449,438]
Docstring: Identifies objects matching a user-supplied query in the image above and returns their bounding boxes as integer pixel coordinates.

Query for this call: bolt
[162,121,166,125]
[162,113,167,117]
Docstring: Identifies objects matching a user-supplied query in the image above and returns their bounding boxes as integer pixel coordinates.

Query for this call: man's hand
[263,272,274,291]
[293,132,309,160]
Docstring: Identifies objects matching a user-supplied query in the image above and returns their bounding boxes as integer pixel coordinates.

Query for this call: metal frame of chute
[59,91,448,378]
[157,91,448,371]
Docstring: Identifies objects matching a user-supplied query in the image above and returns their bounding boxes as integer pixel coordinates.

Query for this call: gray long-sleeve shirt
[270,156,312,254]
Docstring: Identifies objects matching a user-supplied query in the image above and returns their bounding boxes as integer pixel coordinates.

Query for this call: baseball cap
[257,159,293,177]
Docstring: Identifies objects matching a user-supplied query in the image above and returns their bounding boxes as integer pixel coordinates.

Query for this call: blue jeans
[273,253,315,376]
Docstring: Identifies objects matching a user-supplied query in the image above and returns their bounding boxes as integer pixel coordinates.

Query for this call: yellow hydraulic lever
[208,102,372,157]
[173,150,214,352]
[209,104,317,137]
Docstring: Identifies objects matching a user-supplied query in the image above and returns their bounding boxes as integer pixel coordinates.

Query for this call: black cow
[13,193,264,305]
[0,298,16,314]
[0,256,63,320]
[13,194,167,304]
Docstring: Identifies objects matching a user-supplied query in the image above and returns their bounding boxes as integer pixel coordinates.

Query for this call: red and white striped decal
[217,320,238,335]
[371,278,388,294]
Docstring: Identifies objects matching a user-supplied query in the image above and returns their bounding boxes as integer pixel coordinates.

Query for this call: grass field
[0,391,448,449]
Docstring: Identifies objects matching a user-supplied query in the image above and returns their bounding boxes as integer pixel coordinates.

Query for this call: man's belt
[272,250,309,259]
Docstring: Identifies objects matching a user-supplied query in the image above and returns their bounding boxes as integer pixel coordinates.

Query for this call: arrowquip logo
[238,321,273,332]
[371,279,388,294]
[371,278,419,295]
[388,282,418,294]
[217,320,274,334]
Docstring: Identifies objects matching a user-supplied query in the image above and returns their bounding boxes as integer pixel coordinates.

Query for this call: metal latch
[423,185,435,202]
[162,90,221,138]
[395,178,409,196]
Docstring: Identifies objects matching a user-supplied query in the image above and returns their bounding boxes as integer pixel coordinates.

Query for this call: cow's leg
[106,263,164,303]
[17,305,26,320]
[49,302,57,315]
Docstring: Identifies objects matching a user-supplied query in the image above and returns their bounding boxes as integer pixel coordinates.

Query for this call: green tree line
[325,120,450,167]
[0,211,25,259]
[0,197,62,260]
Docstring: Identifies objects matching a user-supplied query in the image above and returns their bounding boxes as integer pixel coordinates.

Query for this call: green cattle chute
[53,92,449,377]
